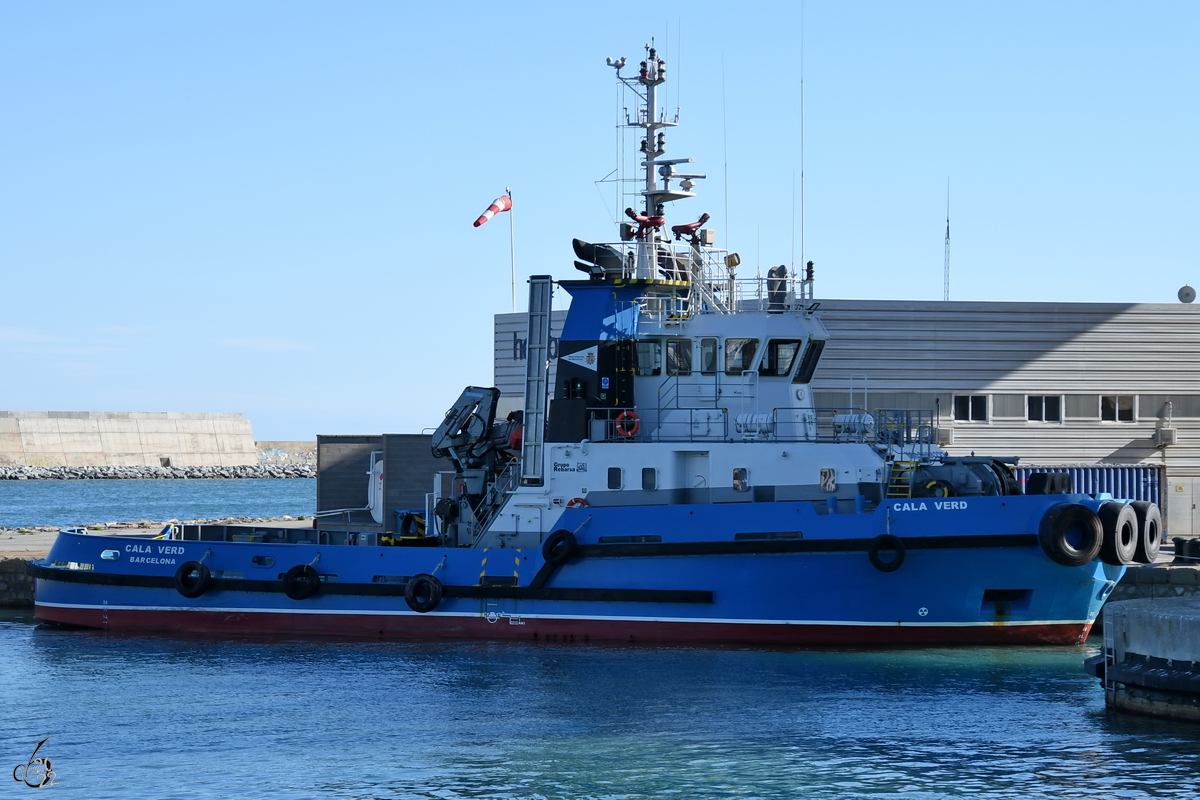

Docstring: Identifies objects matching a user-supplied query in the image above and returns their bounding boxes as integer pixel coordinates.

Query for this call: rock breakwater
[0,464,315,480]
[0,515,309,536]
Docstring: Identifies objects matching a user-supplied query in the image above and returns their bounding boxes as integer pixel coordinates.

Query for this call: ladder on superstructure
[886,461,918,498]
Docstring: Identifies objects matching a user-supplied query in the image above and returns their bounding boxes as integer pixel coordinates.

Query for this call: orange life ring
[566,497,588,508]
[615,410,640,438]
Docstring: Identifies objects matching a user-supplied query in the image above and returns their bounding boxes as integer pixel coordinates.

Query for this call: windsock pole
[506,187,515,312]
[472,190,516,312]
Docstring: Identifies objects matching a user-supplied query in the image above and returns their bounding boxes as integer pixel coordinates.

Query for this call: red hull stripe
[34,603,1092,645]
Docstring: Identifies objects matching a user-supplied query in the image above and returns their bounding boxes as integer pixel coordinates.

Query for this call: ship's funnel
[572,239,625,280]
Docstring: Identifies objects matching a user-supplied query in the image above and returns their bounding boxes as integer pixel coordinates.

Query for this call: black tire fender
[174,561,212,599]
[400,513,423,537]
[282,564,321,600]
[1097,502,1139,566]
[867,533,906,573]
[1129,501,1163,564]
[404,573,443,613]
[1038,503,1103,567]
[542,529,577,566]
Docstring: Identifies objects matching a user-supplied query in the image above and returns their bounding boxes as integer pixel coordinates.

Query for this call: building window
[1101,395,1135,422]
[666,338,692,376]
[724,338,759,376]
[1027,395,1062,423]
[634,340,661,376]
[953,395,988,422]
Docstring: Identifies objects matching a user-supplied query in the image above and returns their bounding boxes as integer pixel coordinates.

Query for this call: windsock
[473,195,512,227]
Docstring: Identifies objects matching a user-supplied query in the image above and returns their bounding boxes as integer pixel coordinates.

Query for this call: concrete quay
[1091,597,1200,723]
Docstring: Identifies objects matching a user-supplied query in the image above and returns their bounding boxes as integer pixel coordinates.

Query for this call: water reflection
[2,611,1198,799]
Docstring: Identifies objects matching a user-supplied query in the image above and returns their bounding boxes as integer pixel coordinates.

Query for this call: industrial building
[493,298,1200,534]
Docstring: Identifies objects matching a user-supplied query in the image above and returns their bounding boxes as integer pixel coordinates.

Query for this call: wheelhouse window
[791,338,826,385]
[724,338,759,376]
[954,395,988,422]
[759,339,802,378]
[634,340,661,376]
[666,338,692,376]
[1101,395,1135,422]
[1027,395,1062,423]
[700,337,719,375]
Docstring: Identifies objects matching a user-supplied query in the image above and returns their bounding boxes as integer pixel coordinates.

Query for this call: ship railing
[585,406,884,444]
[466,458,521,542]
[584,240,812,319]
[655,373,750,412]
[583,405,940,450]
[873,408,939,462]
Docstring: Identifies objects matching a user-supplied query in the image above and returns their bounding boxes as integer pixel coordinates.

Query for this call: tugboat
[30,43,1162,645]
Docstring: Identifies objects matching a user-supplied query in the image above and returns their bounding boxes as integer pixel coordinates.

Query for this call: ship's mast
[611,42,705,279]
[639,47,668,219]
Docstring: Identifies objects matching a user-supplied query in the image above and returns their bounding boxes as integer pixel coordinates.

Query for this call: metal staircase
[468,459,521,544]
[886,460,918,498]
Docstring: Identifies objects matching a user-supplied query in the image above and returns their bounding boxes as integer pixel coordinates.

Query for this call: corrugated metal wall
[494,310,567,418]
[1014,466,1161,504]
[810,300,1200,395]
[808,299,1200,475]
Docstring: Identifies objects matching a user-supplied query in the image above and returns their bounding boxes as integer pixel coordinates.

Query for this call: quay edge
[0,558,37,607]
[1088,596,1200,723]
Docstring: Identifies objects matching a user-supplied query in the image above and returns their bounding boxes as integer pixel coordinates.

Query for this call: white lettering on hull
[892,500,969,511]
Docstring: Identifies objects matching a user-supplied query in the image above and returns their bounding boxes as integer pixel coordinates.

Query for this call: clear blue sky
[2,2,1197,440]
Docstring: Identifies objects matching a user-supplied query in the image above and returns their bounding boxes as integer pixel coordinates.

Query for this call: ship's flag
[473,194,512,227]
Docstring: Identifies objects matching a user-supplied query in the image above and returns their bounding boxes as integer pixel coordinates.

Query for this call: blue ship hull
[32,494,1121,645]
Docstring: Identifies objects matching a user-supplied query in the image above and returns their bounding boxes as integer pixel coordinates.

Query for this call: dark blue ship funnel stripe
[559,283,644,341]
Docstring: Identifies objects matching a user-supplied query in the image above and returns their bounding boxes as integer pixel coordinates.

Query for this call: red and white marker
[473,195,512,227]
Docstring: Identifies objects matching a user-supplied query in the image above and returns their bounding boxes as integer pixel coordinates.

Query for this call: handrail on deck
[582,406,941,454]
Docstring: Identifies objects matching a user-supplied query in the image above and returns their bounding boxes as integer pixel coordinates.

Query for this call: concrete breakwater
[0,463,315,480]
[1,410,257,467]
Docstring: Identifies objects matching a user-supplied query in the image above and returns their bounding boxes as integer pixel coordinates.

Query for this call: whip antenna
[943,178,951,301]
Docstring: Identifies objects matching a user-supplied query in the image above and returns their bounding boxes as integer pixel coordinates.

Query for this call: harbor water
[0,478,316,529]
[3,614,1200,799]
[5,481,1200,798]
